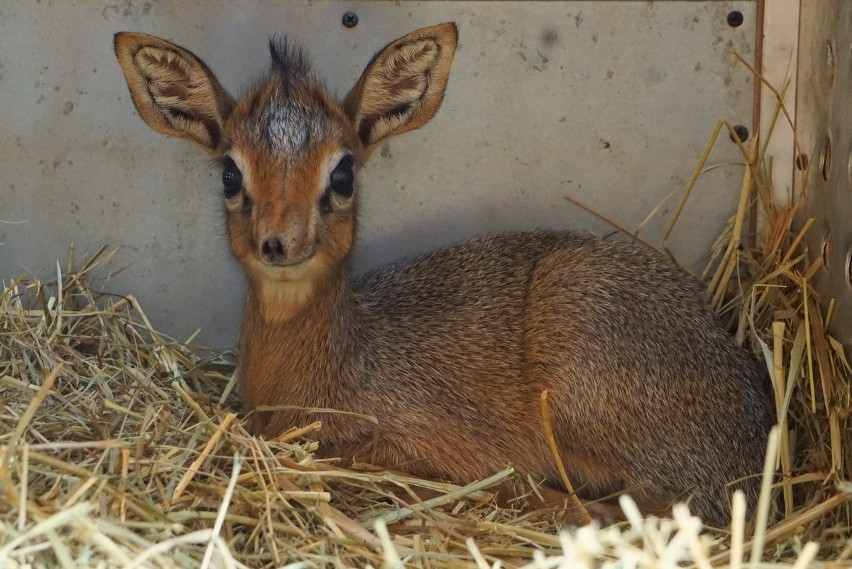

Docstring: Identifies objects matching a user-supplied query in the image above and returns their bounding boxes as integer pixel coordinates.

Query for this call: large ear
[114,32,234,151]
[343,23,457,154]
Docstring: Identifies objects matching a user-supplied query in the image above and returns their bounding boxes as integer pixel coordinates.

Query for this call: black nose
[260,236,286,264]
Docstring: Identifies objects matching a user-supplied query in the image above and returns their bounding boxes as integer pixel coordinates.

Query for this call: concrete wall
[0,1,755,348]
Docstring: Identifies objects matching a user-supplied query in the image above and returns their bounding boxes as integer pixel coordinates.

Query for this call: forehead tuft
[232,39,340,158]
[268,37,311,79]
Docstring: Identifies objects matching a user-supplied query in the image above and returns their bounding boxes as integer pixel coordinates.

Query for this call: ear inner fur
[357,38,439,144]
[343,23,458,152]
[114,32,234,150]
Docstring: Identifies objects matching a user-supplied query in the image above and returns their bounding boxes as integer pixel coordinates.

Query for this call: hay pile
[1,100,850,569]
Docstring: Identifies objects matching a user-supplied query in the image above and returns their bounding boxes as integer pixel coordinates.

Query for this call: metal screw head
[731,125,749,143]
[342,11,358,28]
[727,11,744,28]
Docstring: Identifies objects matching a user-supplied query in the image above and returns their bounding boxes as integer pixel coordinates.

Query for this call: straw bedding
[1,107,850,568]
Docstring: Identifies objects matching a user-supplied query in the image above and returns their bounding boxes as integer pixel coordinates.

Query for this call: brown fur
[114,23,772,528]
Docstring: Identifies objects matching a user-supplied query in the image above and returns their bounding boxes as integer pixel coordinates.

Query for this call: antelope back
[114,24,458,320]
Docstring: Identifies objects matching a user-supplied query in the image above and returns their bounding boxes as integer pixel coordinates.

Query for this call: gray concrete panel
[0,1,754,348]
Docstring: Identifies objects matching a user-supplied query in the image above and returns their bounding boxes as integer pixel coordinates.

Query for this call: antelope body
[115,23,772,527]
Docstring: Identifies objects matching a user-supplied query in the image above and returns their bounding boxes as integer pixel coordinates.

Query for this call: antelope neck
[245,265,358,329]
[239,267,362,415]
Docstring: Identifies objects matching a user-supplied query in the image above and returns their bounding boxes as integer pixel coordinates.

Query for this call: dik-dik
[115,23,772,527]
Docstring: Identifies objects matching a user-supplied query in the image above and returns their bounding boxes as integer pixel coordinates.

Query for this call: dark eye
[222,156,242,198]
[330,155,354,197]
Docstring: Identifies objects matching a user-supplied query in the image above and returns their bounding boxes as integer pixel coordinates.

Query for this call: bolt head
[342,12,358,28]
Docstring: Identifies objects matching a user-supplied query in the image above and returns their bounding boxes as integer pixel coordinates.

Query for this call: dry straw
[2,80,850,568]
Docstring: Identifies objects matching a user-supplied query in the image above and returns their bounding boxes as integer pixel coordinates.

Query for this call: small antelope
[115,23,772,527]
